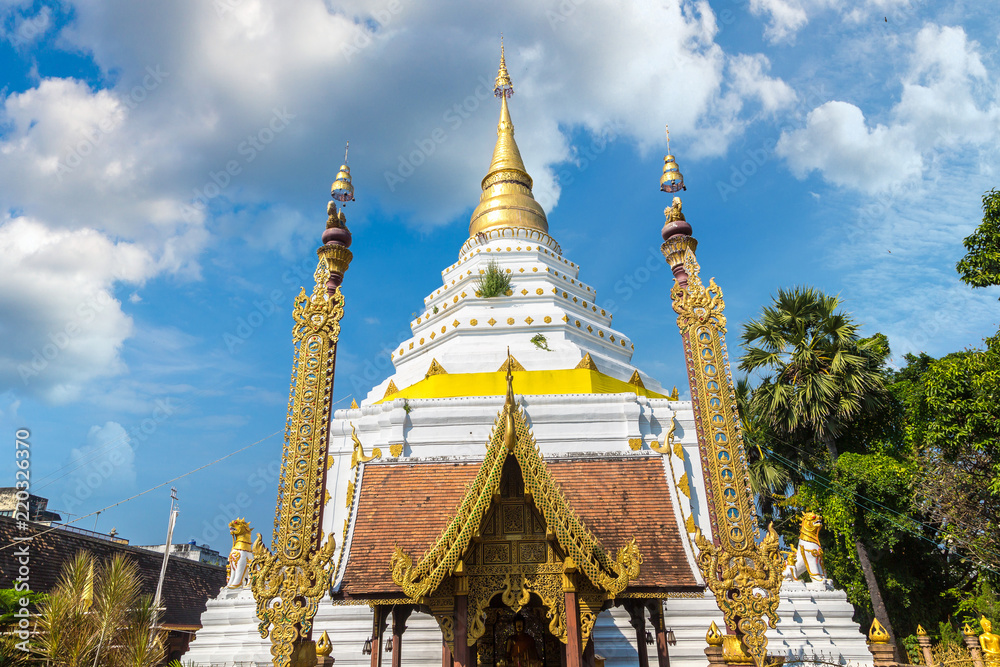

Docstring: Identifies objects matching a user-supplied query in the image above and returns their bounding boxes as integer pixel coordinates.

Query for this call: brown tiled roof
[340,461,479,596]
[338,455,699,597]
[549,457,697,590]
[0,516,226,627]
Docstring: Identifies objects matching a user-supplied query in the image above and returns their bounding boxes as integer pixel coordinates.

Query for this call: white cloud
[776,24,1000,193]
[0,0,795,402]
[776,101,921,191]
[64,421,137,503]
[0,216,154,402]
[749,0,910,43]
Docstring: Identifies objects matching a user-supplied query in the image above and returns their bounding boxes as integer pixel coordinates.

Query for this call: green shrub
[475,260,511,298]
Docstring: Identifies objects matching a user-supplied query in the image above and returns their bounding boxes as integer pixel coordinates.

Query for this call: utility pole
[151,488,179,634]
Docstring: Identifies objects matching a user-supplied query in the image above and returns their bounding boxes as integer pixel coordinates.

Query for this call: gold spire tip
[494,36,513,98]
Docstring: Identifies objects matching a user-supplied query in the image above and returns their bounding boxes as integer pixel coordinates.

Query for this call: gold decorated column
[250,149,356,667]
[657,127,783,667]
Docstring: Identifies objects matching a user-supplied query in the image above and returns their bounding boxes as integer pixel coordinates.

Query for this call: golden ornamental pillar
[657,128,783,667]
[250,151,356,667]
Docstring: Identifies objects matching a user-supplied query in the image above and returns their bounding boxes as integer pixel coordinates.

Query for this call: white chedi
[226,518,254,589]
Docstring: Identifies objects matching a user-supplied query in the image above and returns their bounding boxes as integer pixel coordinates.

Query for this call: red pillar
[629,603,650,667]
[564,558,583,667]
[652,603,670,667]
[454,566,470,667]
[371,607,387,667]
[443,636,454,667]
[391,606,412,667]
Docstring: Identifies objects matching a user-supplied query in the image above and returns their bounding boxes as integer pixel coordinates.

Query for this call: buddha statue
[981,616,1000,665]
[505,617,540,667]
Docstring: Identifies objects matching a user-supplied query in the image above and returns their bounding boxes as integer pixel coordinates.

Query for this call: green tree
[0,588,45,666]
[739,287,900,648]
[31,551,165,667]
[735,377,791,526]
[957,189,1000,296]
[895,331,1000,574]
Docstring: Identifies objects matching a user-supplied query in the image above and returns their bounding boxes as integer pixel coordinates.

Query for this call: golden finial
[503,348,517,451]
[916,625,928,636]
[331,142,354,203]
[869,619,890,644]
[495,35,513,98]
[660,125,686,193]
[706,621,723,647]
[350,398,359,409]
[963,622,976,636]
[316,630,332,657]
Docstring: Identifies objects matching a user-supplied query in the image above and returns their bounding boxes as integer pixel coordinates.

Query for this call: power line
[1,430,282,553]
[757,442,1000,575]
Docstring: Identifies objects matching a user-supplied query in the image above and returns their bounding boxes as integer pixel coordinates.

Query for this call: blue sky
[0,0,997,549]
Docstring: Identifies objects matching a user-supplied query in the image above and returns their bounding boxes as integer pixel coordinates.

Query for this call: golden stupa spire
[468,38,548,238]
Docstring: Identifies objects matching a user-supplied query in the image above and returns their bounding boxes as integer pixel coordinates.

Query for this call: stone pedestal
[868,641,896,667]
[963,632,985,667]
[916,633,933,667]
[705,644,725,667]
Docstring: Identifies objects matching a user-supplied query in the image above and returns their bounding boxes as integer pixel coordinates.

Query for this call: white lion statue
[226,517,253,589]
[782,511,831,586]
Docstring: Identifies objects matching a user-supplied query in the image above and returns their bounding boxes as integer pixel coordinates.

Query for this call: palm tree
[735,377,791,525]
[32,551,166,667]
[738,287,898,651]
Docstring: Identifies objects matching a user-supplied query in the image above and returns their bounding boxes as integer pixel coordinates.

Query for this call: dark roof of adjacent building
[337,455,700,597]
[0,516,226,627]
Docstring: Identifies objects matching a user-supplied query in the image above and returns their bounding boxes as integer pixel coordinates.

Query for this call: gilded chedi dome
[468,43,548,238]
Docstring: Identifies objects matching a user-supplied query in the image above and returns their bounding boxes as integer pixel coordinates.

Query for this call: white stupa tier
[366,226,663,403]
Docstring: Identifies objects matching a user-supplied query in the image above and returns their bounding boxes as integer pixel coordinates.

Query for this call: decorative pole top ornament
[331,142,355,203]
[321,144,355,292]
[495,35,513,98]
[660,125,686,194]
[707,621,724,647]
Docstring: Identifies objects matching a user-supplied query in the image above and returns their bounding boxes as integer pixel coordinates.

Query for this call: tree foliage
[739,287,906,647]
[956,189,1000,295]
[31,551,166,667]
[739,287,891,462]
[894,331,1000,575]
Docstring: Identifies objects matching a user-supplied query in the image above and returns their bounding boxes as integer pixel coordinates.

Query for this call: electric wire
[0,429,282,552]
[754,438,1000,575]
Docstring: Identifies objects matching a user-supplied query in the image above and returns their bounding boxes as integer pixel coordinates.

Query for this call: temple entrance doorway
[477,596,563,667]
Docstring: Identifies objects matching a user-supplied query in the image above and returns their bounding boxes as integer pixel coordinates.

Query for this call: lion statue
[226,518,254,589]
[782,511,830,585]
